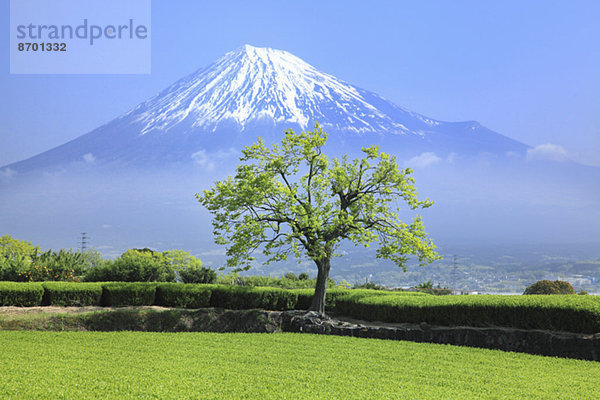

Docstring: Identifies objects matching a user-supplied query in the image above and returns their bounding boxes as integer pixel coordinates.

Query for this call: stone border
[2,306,598,361]
[281,311,600,361]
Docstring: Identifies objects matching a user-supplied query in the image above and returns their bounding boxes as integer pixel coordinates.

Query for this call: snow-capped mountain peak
[129,44,424,135]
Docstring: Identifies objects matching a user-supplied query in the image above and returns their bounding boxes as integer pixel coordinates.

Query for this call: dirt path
[0,305,172,316]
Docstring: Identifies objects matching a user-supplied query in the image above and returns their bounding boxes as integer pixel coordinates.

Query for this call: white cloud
[191,148,238,171]
[0,167,16,182]
[200,249,227,256]
[406,152,442,168]
[102,224,112,229]
[82,153,96,164]
[527,143,569,162]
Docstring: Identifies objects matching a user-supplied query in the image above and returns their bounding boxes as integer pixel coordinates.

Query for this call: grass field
[0,331,598,399]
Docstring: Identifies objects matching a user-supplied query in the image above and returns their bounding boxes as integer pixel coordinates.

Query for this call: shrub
[298,272,309,281]
[353,282,386,290]
[0,235,40,281]
[101,283,157,306]
[416,280,434,289]
[0,282,43,306]
[28,249,88,281]
[155,283,212,308]
[41,282,103,306]
[523,280,576,295]
[284,273,297,281]
[85,249,175,282]
[178,267,217,284]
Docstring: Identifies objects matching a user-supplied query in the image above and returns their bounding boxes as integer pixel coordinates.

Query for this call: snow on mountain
[128,44,436,135]
[2,44,529,173]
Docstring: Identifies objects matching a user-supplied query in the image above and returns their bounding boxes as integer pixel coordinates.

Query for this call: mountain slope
[2,45,528,173]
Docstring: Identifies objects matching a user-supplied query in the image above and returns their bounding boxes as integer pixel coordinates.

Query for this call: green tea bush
[287,288,417,311]
[41,282,103,306]
[0,282,43,306]
[101,283,157,307]
[208,285,298,310]
[332,293,600,333]
[215,273,336,289]
[155,283,212,308]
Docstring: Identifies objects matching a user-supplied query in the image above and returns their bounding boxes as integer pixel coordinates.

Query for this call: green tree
[163,250,202,272]
[197,125,440,314]
[0,235,40,281]
[164,249,216,284]
[85,248,175,282]
[523,280,576,295]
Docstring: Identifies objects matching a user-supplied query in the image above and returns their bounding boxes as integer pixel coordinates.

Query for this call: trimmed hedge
[155,283,212,308]
[291,288,429,310]
[209,286,298,311]
[100,283,157,307]
[2,282,599,334]
[41,282,103,306]
[332,293,600,334]
[0,282,43,306]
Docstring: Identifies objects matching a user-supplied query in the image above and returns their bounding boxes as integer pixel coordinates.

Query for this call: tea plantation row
[1,281,599,333]
[1,331,598,399]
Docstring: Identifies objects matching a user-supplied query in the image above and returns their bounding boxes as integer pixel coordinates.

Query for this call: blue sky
[1,0,599,166]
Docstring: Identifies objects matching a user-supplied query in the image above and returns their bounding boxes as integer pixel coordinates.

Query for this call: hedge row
[1,282,599,333]
[332,293,600,334]
[0,282,44,306]
[0,282,424,310]
[41,282,103,306]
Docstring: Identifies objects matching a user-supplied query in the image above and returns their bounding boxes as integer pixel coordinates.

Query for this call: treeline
[0,235,216,283]
[0,235,327,288]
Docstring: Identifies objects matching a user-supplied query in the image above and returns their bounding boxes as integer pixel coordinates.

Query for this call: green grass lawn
[0,332,598,399]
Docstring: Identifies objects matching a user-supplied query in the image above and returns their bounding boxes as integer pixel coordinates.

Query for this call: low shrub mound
[0,282,43,306]
[524,280,576,295]
[100,283,157,307]
[41,282,103,306]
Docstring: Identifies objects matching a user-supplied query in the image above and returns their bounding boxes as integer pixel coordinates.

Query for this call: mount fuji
[1,45,598,263]
[3,44,528,174]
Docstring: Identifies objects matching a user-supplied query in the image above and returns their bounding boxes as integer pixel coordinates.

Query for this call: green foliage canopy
[197,125,440,271]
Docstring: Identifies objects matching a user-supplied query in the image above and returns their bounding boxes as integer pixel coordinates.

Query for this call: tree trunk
[309,256,331,315]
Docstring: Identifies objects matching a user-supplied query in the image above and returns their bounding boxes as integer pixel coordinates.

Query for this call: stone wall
[2,306,598,360]
[280,311,600,361]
